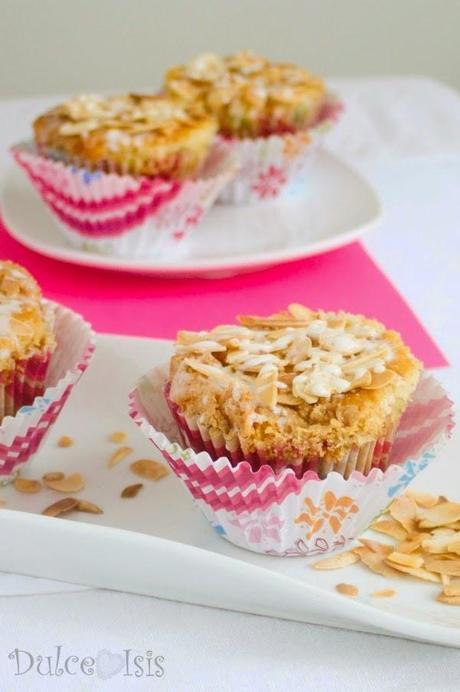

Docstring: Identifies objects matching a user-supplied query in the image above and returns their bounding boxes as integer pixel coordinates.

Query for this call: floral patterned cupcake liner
[11,142,237,258]
[0,301,95,484]
[217,93,343,204]
[129,366,454,556]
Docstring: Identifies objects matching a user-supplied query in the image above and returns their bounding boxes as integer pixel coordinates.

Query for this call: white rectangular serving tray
[0,335,459,648]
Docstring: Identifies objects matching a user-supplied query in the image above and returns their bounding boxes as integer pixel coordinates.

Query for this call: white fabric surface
[0,78,460,690]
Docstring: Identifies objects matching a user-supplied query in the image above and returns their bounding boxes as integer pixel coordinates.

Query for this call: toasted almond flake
[312,551,360,570]
[255,368,277,408]
[349,370,372,389]
[371,519,407,541]
[358,539,393,555]
[447,521,460,530]
[130,459,169,481]
[121,483,144,498]
[362,369,396,390]
[44,473,85,493]
[287,303,314,321]
[43,471,65,482]
[356,548,404,579]
[443,578,460,596]
[385,562,440,582]
[108,446,133,469]
[57,435,74,448]
[405,491,439,508]
[447,541,460,555]
[418,502,460,529]
[371,589,396,598]
[398,534,426,553]
[437,593,460,605]
[389,495,418,534]
[422,533,459,554]
[42,497,79,517]
[77,499,103,514]
[387,552,424,569]
[424,557,460,576]
[335,583,359,597]
[109,431,128,444]
[14,478,42,494]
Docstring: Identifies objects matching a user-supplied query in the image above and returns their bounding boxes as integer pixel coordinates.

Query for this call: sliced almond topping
[237,314,311,329]
[185,358,231,381]
[362,369,396,390]
[424,557,460,576]
[372,519,408,541]
[418,502,460,529]
[312,551,360,570]
[387,552,424,569]
[405,490,439,508]
[109,431,128,444]
[57,435,74,448]
[277,392,304,406]
[121,483,144,498]
[107,446,133,469]
[43,471,65,482]
[77,499,103,514]
[349,370,372,389]
[371,589,396,598]
[287,303,315,321]
[255,368,277,408]
[385,562,440,582]
[130,459,169,481]
[14,478,42,494]
[358,539,393,556]
[42,497,79,517]
[389,495,418,534]
[44,473,85,493]
[437,593,460,605]
[335,583,359,597]
[341,347,389,373]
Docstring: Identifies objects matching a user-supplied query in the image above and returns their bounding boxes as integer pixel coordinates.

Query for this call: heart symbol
[95,650,124,680]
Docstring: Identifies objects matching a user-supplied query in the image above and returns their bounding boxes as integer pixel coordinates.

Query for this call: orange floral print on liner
[295,491,359,539]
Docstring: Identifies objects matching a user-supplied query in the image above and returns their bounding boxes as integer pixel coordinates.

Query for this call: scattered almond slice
[109,431,128,444]
[398,534,426,554]
[57,435,74,448]
[443,578,460,597]
[371,519,407,541]
[437,593,460,606]
[447,541,460,555]
[43,471,65,482]
[387,552,424,569]
[335,583,359,597]
[424,557,460,577]
[371,589,396,598]
[385,562,440,582]
[44,473,85,493]
[121,483,144,498]
[446,521,460,530]
[130,459,169,481]
[389,495,418,534]
[312,551,360,570]
[418,502,460,529]
[76,499,103,514]
[108,446,133,469]
[357,539,393,555]
[356,548,404,579]
[14,478,42,494]
[405,491,439,508]
[422,533,460,554]
[42,497,79,517]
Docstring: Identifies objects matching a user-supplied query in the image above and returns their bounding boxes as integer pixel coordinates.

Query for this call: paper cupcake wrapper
[0,350,52,420]
[11,142,237,258]
[217,93,343,204]
[0,302,95,484]
[129,366,454,556]
[166,387,398,480]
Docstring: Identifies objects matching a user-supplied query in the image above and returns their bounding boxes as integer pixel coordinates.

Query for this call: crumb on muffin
[168,304,422,464]
[164,51,327,138]
[33,93,217,179]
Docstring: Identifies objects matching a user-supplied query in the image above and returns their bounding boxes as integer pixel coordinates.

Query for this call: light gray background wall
[0,0,459,99]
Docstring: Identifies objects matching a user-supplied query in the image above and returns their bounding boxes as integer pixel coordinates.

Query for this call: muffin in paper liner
[0,302,95,484]
[129,365,454,556]
[217,94,343,204]
[11,142,237,258]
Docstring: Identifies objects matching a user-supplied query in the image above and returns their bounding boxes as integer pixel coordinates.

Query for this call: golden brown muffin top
[0,261,55,372]
[34,93,216,143]
[169,305,422,461]
[165,51,326,125]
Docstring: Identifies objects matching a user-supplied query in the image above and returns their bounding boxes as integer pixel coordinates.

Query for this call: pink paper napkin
[0,223,448,368]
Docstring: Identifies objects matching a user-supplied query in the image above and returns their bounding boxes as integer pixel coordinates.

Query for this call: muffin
[165,51,341,203]
[167,304,422,478]
[33,93,217,179]
[165,51,326,138]
[0,261,56,419]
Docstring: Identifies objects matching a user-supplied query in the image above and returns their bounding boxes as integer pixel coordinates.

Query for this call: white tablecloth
[0,78,459,691]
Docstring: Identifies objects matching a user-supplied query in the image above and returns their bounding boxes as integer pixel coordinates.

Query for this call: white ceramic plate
[0,335,458,648]
[1,151,380,278]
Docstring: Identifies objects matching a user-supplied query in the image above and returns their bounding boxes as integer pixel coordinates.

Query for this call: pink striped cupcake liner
[11,142,237,258]
[217,93,343,204]
[0,302,95,484]
[129,365,454,556]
